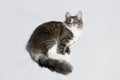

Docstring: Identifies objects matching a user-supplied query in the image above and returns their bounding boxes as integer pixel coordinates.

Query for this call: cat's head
[64,11,83,28]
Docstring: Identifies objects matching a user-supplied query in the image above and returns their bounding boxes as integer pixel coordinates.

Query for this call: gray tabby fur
[26,11,83,75]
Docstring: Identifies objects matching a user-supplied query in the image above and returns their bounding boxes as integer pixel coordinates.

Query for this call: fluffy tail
[38,57,72,75]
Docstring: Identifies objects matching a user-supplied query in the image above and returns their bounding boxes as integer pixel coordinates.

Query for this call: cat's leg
[58,44,70,55]
[65,46,70,54]
[58,44,66,54]
[48,43,70,62]
[58,44,67,54]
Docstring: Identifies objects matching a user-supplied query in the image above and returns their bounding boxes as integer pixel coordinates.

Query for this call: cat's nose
[70,24,74,27]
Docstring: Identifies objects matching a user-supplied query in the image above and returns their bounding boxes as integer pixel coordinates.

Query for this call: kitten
[26,11,83,75]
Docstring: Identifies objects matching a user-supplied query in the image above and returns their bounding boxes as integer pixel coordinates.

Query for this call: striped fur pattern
[26,11,83,75]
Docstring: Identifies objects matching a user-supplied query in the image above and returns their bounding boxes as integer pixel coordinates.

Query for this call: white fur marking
[31,53,42,61]
[71,19,74,23]
[48,44,70,62]
[66,25,83,46]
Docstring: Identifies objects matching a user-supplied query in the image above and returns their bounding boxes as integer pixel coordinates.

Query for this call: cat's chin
[63,23,80,28]
[66,25,81,29]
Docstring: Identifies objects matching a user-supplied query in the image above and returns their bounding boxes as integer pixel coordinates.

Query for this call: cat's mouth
[69,24,83,29]
[69,24,79,27]
[69,24,75,27]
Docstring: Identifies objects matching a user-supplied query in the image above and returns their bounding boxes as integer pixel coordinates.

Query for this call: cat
[26,11,83,75]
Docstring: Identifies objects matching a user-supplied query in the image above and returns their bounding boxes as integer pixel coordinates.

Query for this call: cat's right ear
[65,12,71,19]
[77,11,82,20]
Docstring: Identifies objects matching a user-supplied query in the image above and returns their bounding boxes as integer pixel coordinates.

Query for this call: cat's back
[28,21,65,43]
[42,21,63,27]
[33,21,64,34]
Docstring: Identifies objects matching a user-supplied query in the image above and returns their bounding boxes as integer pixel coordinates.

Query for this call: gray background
[0,0,120,80]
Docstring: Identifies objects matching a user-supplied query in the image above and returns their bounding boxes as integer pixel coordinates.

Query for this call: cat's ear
[65,12,71,19]
[77,11,82,20]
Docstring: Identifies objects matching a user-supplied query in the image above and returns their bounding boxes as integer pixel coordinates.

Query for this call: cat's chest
[67,27,82,45]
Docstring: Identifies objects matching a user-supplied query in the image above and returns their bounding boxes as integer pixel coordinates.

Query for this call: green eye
[74,20,78,23]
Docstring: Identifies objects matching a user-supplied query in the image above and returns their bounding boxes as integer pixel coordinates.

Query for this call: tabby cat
[26,11,83,75]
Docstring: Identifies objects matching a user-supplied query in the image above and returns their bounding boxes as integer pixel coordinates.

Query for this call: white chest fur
[66,26,83,46]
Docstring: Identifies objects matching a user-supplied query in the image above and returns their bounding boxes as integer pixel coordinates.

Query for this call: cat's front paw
[60,47,70,55]
[59,48,66,55]
[58,45,70,55]
[65,47,70,54]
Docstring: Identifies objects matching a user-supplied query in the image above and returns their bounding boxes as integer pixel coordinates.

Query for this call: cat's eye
[74,20,78,23]
[68,20,71,23]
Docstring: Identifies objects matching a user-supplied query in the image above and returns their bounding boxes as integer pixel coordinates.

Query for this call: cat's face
[64,11,83,28]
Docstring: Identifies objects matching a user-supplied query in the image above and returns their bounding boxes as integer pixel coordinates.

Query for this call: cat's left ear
[77,11,82,20]
[66,12,71,19]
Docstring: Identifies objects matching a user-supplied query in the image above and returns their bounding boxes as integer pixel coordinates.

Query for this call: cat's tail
[38,56,72,75]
